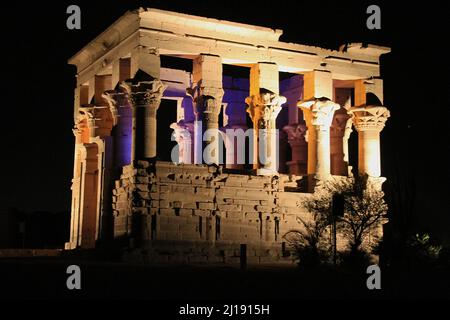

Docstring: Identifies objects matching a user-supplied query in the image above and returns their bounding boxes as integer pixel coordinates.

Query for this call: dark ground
[1,257,448,301]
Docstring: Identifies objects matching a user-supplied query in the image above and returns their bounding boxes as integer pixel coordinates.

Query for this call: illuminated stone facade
[66,8,390,264]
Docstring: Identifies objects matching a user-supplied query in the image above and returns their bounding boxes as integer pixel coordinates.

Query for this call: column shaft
[187,54,224,165]
[124,80,166,160]
[300,99,340,180]
[144,105,157,158]
[307,125,317,175]
[316,127,331,178]
[358,130,381,177]
[246,62,285,175]
[350,105,390,178]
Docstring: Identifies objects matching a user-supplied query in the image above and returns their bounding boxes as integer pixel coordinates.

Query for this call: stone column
[66,126,83,249]
[349,106,390,177]
[246,93,286,175]
[79,142,99,249]
[246,62,286,175]
[330,110,352,176]
[299,98,340,180]
[103,89,132,167]
[187,54,224,165]
[122,80,166,160]
[170,120,194,164]
[283,123,308,175]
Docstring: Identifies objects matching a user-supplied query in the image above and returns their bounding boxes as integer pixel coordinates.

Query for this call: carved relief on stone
[298,98,341,130]
[349,105,390,131]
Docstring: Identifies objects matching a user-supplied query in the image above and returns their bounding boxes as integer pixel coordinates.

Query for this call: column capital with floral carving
[186,81,224,117]
[298,97,340,130]
[121,79,166,112]
[349,105,390,132]
[245,91,286,128]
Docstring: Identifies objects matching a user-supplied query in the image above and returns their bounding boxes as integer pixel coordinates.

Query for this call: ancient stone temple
[66,8,390,264]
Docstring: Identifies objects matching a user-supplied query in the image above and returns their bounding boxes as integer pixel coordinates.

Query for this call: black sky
[0,0,448,239]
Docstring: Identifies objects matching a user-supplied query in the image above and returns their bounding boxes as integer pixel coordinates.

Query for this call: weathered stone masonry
[113,161,310,263]
[66,8,391,264]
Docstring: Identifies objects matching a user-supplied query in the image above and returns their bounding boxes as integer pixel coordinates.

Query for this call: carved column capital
[245,92,286,128]
[186,81,224,117]
[349,105,390,132]
[76,107,96,138]
[121,79,166,110]
[298,98,340,130]
[102,90,130,126]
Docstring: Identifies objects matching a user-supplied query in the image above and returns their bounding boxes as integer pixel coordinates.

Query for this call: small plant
[283,208,332,268]
[406,233,442,265]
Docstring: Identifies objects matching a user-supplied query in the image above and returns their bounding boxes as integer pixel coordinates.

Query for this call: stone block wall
[112,161,322,265]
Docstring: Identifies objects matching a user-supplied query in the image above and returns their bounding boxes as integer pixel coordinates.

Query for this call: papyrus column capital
[245,92,286,128]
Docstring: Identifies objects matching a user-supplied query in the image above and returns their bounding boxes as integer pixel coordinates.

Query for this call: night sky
[1,1,448,241]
